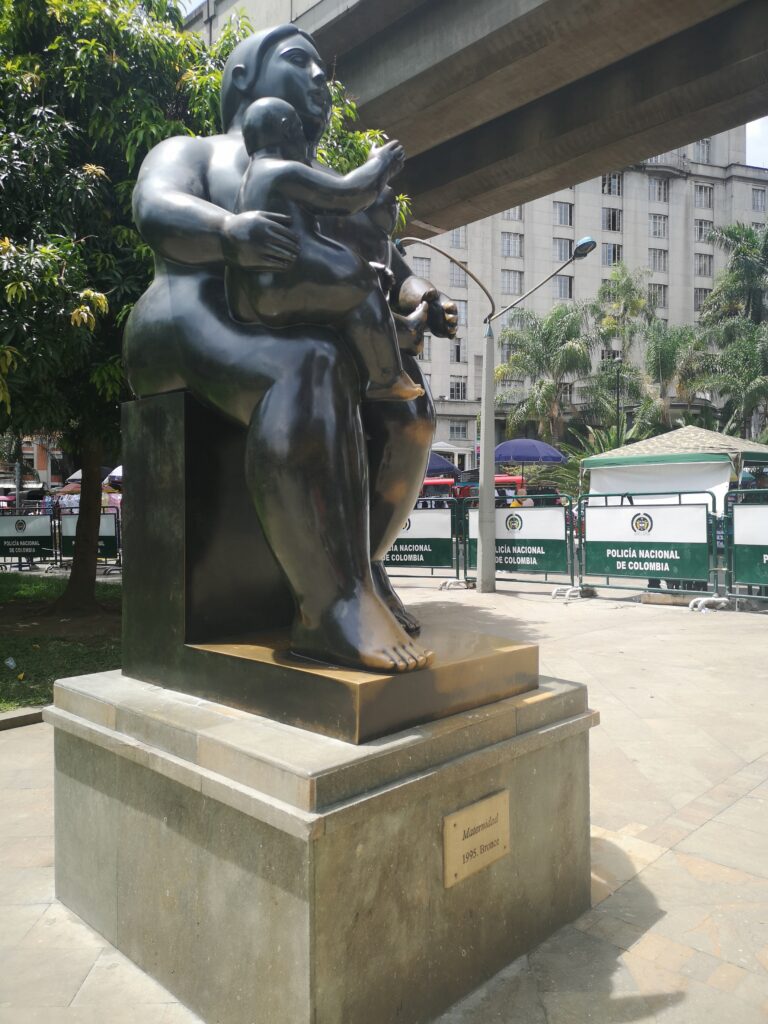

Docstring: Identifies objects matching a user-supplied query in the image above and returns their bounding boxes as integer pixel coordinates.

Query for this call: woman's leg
[244,337,431,671]
[365,356,435,634]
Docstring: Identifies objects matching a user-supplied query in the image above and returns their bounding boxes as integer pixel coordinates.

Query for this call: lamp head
[573,236,597,259]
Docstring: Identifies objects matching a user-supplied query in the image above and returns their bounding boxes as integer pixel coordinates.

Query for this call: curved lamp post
[397,235,596,592]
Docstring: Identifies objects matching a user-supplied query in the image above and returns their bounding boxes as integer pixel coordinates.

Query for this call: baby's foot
[366,372,425,402]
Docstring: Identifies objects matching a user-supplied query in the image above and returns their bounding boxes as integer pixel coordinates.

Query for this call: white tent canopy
[581,426,768,514]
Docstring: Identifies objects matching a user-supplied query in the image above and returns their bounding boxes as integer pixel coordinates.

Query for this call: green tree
[496,303,594,441]
[591,263,653,358]
[0,0,386,610]
[545,415,653,496]
[702,223,768,325]
[638,319,711,429]
[695,319,768,436]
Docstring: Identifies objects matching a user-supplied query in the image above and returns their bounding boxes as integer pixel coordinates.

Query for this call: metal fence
[0,507,121,574]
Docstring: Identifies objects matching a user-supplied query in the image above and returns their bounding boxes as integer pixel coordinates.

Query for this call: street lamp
[478,237,596,592]
[396,234,596,593]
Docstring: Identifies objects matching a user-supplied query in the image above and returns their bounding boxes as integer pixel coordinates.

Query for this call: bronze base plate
[184,622,538,743]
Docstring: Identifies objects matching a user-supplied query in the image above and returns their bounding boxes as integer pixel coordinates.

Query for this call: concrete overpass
[187,0,768,234]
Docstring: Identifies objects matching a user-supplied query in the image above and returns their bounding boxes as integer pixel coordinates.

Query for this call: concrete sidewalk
[1,583,767,1022]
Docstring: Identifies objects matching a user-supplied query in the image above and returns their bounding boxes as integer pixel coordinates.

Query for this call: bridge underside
[297,0,768,234]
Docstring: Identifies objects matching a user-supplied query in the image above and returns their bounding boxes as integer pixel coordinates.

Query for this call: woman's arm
[133,136,299,270]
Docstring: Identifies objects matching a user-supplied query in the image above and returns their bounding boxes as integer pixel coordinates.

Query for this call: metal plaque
[443,791,510,888]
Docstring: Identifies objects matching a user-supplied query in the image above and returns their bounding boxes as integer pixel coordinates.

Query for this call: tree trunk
[56,437,103,613]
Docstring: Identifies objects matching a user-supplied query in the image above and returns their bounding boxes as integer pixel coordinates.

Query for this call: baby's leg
[344,291,427,402]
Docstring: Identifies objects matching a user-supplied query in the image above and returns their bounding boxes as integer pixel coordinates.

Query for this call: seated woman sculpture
[229,96,426,402]
[124,24,458,673]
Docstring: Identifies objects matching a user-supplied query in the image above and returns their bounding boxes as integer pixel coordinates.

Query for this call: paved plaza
[1,582,767,1023]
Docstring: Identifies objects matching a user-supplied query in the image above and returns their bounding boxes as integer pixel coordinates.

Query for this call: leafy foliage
[701,223,768,325]
[496,303,595,440]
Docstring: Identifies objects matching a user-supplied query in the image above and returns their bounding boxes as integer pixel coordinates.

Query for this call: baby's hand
[370,139,405,179]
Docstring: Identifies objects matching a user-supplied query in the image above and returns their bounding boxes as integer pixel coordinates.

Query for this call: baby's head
[241,97,305,160]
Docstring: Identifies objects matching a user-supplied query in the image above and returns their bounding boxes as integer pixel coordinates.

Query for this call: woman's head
[221,26,331,144]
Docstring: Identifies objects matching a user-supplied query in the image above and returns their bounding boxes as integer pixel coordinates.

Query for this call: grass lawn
[0,574,121,712]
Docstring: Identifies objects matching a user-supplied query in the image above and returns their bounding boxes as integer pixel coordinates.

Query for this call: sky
[747,118,768,168]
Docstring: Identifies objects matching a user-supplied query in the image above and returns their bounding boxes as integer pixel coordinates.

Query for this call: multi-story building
[416,127,768,470]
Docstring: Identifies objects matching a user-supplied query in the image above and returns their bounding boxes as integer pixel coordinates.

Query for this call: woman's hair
[220,25,316,133]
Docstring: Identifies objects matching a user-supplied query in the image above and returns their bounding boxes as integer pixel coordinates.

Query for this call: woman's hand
[222,211,300,270]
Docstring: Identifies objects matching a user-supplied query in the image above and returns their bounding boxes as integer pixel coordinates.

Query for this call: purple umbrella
[427,451,459,477]
[494,439,566,464]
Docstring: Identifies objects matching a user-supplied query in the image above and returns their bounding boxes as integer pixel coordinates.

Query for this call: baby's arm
[279,141,404,215]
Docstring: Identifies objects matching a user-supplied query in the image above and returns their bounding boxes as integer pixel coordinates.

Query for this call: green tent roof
[581,426,768,468]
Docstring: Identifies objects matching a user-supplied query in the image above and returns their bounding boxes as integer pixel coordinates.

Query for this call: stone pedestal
[46,671,597,1024]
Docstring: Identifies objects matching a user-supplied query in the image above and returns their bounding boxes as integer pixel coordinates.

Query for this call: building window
[501,205,523,221]
[601,172,623,196]
[601,207,623,232]
[694,183,713,208]
[648,176,669,203]
[694,253,713,277]
[412,256,431,279]
[694,287,712,312]
[752,188,766,213]
[418,334,432,361]
[694,219,713,242]
[553,274,573,299]
[455,299,467,326]
[449,263,467,288]
[649,214,669,238]
[449,419,468,440]
[449,377,467,400]
[648,283,668,308]
[501,269,524,295]
[753,222,765,230]
[558,382,574,403]
[450,337,466,363]
[553,201,573,226]
[501,232,524,258]
[648,248,668,272]
[600,348,621,362]
[693,138,711,164]
[450,226,467,248]
[553,237,573,261]
[601,243,623,266]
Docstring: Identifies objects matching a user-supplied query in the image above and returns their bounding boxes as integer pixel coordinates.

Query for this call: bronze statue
[124,25,458,673]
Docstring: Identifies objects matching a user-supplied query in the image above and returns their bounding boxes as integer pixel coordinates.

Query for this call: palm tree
[642,320,710,427]
[496,303,594,441]
[591,263,653,358]
[703,223,768,325]
[695,318,768,436]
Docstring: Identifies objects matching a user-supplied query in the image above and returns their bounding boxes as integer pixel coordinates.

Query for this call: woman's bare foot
[371,560,421,635]
[366,371,424,402]
[291,586,432,673]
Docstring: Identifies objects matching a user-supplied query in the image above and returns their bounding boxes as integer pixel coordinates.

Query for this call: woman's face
[254,35,331,142]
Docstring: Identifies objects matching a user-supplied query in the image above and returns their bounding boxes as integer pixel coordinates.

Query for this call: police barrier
[578,492,718,593]
[383,498,459,579]
[463,495,574,584]
[0,512,55,563]
[725,489,768,599]
[60,510,120,560]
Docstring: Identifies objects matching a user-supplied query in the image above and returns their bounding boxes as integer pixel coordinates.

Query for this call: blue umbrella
[494,439,566,464]
[427,451,459,477]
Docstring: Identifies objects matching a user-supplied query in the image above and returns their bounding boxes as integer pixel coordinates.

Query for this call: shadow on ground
[438,839,685,1023]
